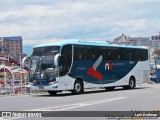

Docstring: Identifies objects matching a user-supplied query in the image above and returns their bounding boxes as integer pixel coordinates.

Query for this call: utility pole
[17,52,25,94]
[1,37,7,95]
[153,48,159,83]
[12,63,15,95]
[19,54,23,93]
[154,56,159,83]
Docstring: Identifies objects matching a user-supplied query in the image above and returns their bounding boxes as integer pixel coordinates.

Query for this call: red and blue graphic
[87,56,113,80]
[87,55,103,80]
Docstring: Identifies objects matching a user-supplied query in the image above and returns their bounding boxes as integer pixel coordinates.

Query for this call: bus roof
[33,39,148,49]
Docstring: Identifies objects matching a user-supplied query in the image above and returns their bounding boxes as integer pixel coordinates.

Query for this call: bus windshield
[30,46,60,79]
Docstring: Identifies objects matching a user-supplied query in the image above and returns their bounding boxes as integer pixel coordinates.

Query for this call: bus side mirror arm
[54,53,60,66]
[22,56,31,68]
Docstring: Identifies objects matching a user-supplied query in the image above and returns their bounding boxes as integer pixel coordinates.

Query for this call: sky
[0,0,160,55]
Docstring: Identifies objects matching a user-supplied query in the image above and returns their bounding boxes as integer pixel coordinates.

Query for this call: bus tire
[48,91,57,96]
[71,80,84,95]
[123,77,135,89]
[129,77,136,89]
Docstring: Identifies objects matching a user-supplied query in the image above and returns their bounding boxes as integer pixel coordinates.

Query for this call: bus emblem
[105,61,112,70]
[87,55,103,80]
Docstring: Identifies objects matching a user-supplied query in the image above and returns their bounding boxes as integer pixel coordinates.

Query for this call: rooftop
[0,36,22,41]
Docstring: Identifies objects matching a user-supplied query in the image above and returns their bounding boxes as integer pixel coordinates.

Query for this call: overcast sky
[0,0,160,54]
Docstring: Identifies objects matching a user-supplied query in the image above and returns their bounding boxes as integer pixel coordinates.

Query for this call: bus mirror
[22,56,31,68]
[54,53,60,66]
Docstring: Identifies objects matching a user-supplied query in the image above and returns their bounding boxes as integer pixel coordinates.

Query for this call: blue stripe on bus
[68,60,138,84]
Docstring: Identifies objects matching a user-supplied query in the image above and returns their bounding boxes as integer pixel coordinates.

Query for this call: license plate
[39,86,44,90]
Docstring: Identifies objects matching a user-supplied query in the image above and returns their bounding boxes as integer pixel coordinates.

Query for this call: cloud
[0,0,160,53]
[114,19,146,31]
[23,38,62,46]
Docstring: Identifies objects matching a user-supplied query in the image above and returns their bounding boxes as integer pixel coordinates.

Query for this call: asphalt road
[0,84,160,120]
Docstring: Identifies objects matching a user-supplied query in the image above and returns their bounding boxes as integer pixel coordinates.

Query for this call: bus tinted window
[86,46,100,60]
[43,46,60,56]
[122,48,148,61]
[61,45,72,61]
[32,46,60,56]
[99,47,110,60]
[110,48,121,60]
[32,47,44,56]
[60,45,72,76]
[74,45,148,61]
[74,45,85,60]
[139,49,148,61]
[131,49,139,60]
[122,48,132,60]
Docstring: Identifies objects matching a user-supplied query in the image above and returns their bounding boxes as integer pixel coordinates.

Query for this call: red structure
[0,55,28,71]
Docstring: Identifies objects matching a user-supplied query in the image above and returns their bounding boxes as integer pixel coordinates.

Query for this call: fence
[0,80,32,96]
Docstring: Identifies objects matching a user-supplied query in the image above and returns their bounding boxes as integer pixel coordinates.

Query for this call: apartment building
[0,36,23,61]
[113,33,160,48]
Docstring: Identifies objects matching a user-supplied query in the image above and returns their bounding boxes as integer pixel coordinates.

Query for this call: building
[114,34,132,42]
[113,33,160,48]
[111,33,160,64]
[151,32,160,40]
[113,34,150,46]
[0,36,30,93]
[0,36,23,61]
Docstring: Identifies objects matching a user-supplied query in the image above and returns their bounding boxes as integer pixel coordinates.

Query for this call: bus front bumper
[29,84,59,91]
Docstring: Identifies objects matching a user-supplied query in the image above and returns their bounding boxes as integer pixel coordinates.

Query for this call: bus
[26,40,150,95]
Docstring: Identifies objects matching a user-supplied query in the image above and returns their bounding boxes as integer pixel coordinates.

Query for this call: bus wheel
[123,77,135,89]
[71,80,84,95]
[128,77,135,89]
[48,91,57,96]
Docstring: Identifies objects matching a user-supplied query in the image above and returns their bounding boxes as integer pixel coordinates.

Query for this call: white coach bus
[24,40,150,95]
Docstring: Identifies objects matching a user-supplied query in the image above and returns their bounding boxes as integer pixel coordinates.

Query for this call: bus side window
[127,51,131,60]
[74,45,85,60]
[86,46,92,60]
[139,49,148,61]
[85,46,103,60]
[110,48,115,60]
[123,49,131,60]
[110,48,121,60]
[115,48,121,60]
[78,51,83,59]
[99,47,110,60]
[107,49,111,60]
[60,45,72,76]
[132,49,138,60]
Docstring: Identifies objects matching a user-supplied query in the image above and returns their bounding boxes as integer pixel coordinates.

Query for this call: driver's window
[60,45,72,76]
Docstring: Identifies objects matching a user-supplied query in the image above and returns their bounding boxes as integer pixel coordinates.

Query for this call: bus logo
[105,61,112,70]
[87,55,103,80]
